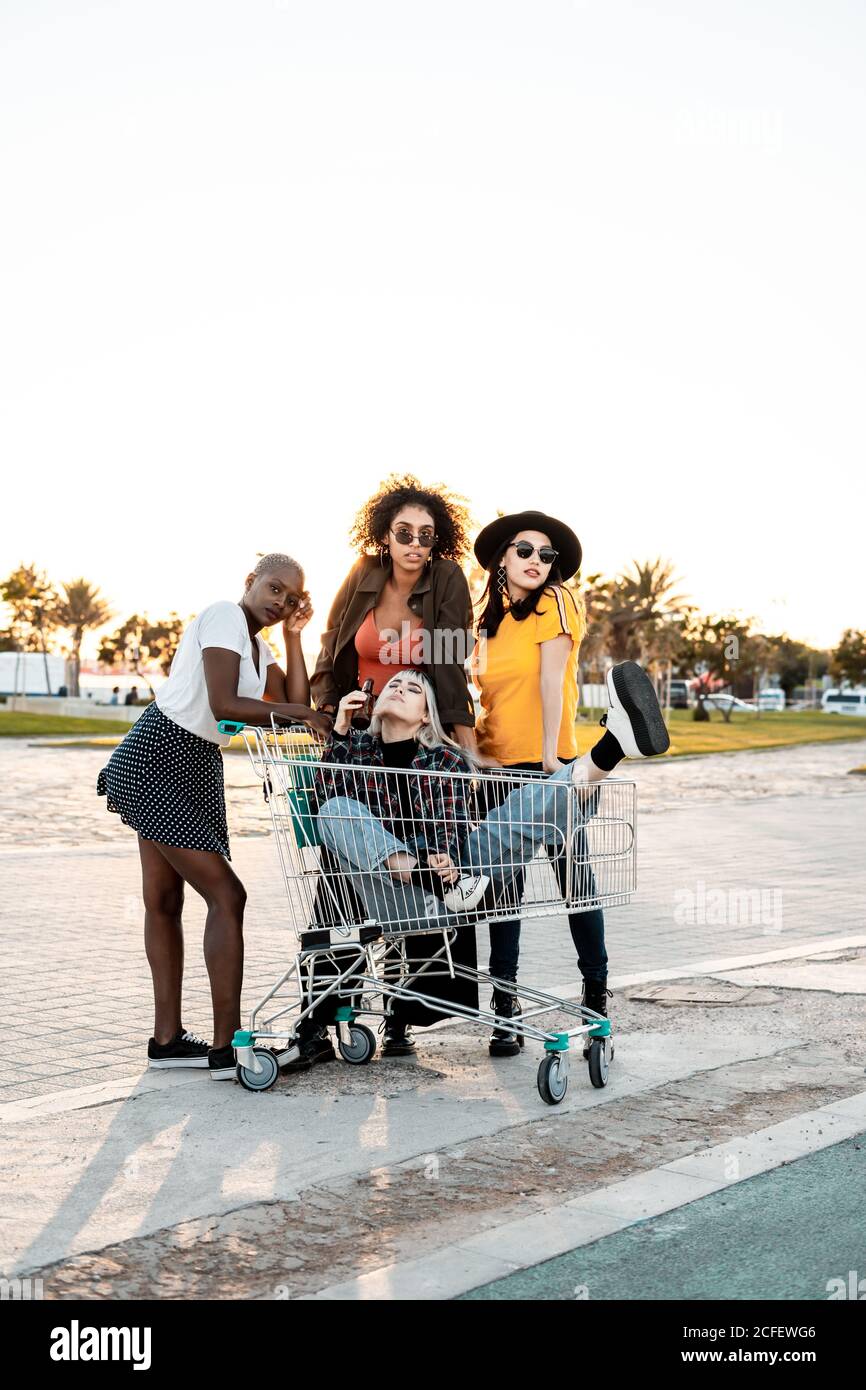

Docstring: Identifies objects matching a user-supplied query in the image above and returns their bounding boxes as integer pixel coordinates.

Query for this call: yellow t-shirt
[472,585,586,765]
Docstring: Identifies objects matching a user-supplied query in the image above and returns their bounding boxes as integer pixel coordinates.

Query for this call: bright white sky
[1,0,863,660]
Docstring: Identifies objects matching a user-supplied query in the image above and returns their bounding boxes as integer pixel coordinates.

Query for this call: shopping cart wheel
[236,1047,280,1092]
[537,1053,568,1106]
[587,1038,610,1089]
[338,1023,376,1065]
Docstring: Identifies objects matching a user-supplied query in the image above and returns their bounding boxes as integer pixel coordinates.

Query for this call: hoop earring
[379,545,390,567]
[425,553,433,570]
[496,566,508,598]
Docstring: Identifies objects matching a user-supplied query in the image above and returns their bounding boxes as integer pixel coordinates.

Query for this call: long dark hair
[476,541,565,640]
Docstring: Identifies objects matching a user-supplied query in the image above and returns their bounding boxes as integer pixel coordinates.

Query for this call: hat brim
[473,511,582,582]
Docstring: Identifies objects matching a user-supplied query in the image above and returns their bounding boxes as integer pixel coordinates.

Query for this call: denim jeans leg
[461,764,581,890]
[328,849,437,932]
[317,796,408,871]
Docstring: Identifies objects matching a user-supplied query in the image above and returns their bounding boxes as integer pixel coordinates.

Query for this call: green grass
[5,707,866,759]
[573,709,866,759]
[0,711,134,737]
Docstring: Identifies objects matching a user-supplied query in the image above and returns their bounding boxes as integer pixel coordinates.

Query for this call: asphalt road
[459,1135,866,1300]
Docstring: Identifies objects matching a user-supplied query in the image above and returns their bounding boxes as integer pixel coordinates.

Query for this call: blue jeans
[317,763,603,950]
[481,759,608,987]
[316,796,438,929]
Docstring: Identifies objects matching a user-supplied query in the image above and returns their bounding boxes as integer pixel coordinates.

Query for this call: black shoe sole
[381,1044,417,1057]
[488,1040,521,1057]
[611,661,671,756]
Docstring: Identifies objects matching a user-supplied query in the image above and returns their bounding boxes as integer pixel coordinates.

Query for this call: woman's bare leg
[571,752,609,785]
[149,843,246,1050]
[383,850,418,882]
[139,836,186,1044]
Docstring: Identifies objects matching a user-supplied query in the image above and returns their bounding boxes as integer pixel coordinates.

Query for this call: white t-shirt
[156,601,276,747]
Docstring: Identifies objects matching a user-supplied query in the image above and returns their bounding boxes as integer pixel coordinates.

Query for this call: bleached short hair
[252,552,303,580]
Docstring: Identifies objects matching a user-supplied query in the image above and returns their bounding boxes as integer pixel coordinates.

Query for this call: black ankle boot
[381,1018,417,1057]
[488,988,523,1057]
[581,977,613,1057]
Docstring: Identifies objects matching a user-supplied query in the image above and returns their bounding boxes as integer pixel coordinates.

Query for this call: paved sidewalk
[1,782,863,1100]
[2,739,865,1298]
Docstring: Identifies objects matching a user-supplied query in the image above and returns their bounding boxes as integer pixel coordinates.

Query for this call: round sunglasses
[508,541,559,565]
[390,526,437,548]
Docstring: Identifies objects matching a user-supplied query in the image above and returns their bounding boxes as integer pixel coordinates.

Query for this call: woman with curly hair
[305,475,478,1060]
[311,474,477,748]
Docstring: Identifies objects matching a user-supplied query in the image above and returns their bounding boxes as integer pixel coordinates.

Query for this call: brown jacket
[310,555,476,729]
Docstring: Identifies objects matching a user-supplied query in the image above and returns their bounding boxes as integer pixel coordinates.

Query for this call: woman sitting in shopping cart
[315,664,668,1050]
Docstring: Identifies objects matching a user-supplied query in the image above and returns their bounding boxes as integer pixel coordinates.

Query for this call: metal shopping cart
[220,718,636,1105]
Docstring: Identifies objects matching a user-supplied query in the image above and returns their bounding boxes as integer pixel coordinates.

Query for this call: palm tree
[584,559,687,666]
[0,564,59,693]
[54,579,113,697]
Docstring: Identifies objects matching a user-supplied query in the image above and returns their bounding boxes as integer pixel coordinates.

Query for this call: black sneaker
[147,1028,209,1070]
[281,1027,335,1074]
[488,989,523,1057]
[380,1019,417,1057]
[208,1043,237,1080]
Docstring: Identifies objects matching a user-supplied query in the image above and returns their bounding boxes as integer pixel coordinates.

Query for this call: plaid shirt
[314,729,475,863]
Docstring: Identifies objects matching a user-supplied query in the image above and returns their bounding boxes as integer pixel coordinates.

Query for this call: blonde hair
[369,670,480,768]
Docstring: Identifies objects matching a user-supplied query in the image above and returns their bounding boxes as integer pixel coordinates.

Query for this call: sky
[1,0,864,660]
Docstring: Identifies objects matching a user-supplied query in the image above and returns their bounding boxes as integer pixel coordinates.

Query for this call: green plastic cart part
[544,1033,570,1052]
[232,1029,254,1048]
[588,1018,612,1038]
[218,720,246,735]
[334,1006,356,1023]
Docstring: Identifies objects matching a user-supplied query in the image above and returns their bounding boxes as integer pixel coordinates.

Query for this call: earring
[496,566,508,597]
[379,545,390,567]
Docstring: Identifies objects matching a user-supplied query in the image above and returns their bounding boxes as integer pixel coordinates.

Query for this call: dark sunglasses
[391,526,437,548]
[508,541,559,565]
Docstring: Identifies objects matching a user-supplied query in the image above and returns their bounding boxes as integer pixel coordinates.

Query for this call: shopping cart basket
[220,718,636,1105]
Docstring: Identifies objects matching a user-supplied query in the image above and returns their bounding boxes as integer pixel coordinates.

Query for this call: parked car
[821,688,866,717]
[668,679,692,709]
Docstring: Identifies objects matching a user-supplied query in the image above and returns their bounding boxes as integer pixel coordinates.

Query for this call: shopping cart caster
[587,1038,610,1089]
[537,1052,569,1106]
[236,1047,280,1092]
[337,1023,376,1065]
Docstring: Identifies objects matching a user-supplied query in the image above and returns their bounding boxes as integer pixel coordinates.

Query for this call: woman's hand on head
[283,594,313,635]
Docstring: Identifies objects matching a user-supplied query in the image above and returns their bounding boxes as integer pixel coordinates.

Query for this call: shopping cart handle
[217,720,246,735]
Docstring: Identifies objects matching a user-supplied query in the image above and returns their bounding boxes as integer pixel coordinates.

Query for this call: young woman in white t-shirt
[97,553,332,1079]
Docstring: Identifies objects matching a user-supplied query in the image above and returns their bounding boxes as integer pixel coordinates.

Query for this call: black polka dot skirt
[97,701,231,858]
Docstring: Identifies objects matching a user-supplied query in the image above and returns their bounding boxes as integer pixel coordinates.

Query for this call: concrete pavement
[1,737,865,1298]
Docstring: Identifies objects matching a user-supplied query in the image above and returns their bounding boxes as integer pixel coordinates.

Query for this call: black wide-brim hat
[474,510,582,582]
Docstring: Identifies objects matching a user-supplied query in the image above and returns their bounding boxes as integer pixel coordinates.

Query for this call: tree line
[2,558,865,703]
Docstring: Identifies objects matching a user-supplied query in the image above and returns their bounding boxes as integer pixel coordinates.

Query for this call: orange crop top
[354,608,426,693]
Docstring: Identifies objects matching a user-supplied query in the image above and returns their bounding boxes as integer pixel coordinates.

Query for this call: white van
[821,688,866,717]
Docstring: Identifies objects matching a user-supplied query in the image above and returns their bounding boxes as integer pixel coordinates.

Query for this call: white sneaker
[442,875,491,914]
[604,661,671,758]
